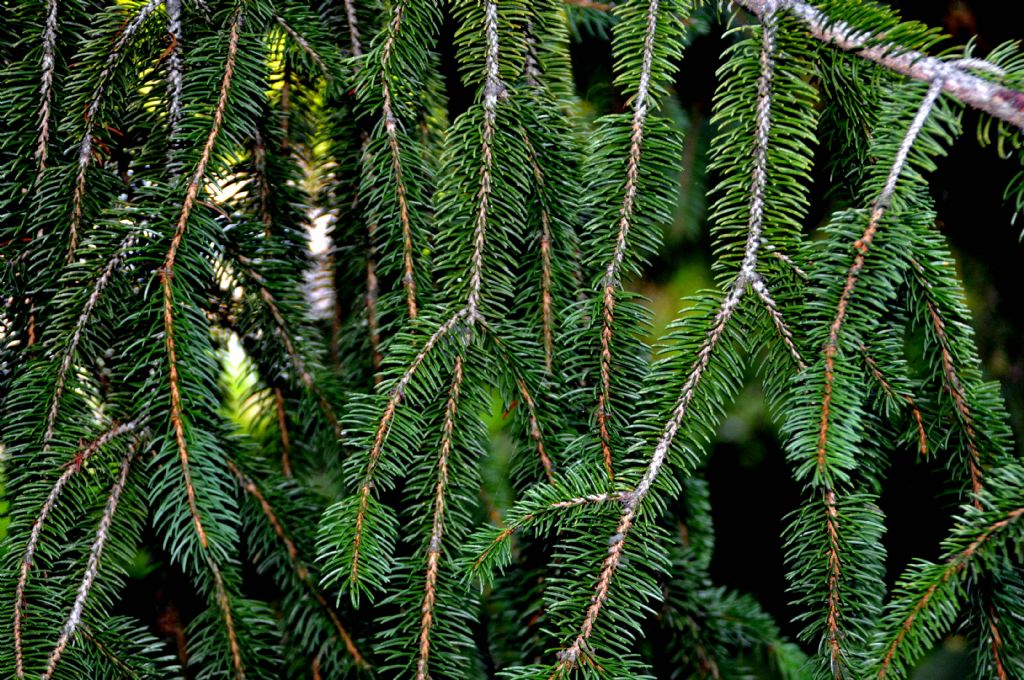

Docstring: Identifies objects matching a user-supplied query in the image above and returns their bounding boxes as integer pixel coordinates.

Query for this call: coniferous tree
[1,0,1022,678]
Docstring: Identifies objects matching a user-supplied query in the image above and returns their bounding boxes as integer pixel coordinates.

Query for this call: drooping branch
[66,0,164,262]
[349,0,506,584]
[42,440,142,680]
[349,309,468,583]
[34,0,60,179]
[812,71,943,679]
[226,462,367,668]
[521,132,556,376]
[732,0,1024,130]
[14,419,143,679]
[554,11,782,670]
[379,3,420,320]
[861,346,928,456]
[159,11,245,676]
[465,0,503,324]
[877,504,1024,678]
[45,234,136,446]
[417,354,465,680]
[596,0,661,482]
[166,0,184,154]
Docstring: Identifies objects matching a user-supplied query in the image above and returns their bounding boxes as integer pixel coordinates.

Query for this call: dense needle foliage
[1,0,1023,677]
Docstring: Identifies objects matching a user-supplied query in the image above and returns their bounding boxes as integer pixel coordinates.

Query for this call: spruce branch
[42,438,143,679]
[275,17,330,76]
[161,5,242,553]
[272,387,293,477]
[732,0,1024,130]
[417,354,465,680]
[158,9,245,675]
[522,131,557,376]
[348,309,468,585]
[347,0,508,591]
[596,0,662,482]
[226,462,367,669]
[925,296,984,504]
[380,2,422,321]
[810,75,943,680]
[554,10,783,671]
[45,234,136,446]
[860,346,928,456]
[877,501,1024,677]
[65,0,164,262]
[13,419,143,679]
[165,0,183,151]
[34,0,59,179]
[343,0,362,56]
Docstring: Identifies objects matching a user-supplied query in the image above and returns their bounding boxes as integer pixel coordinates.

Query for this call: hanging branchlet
[33,0,59,179]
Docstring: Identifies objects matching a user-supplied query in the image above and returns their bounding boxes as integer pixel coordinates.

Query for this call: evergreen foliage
[1,0,1022,677]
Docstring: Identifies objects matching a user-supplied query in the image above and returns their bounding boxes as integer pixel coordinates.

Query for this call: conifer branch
[813,74,943,679]
[596,0,662,482]
[751,273,806,369]
[877,504,1024,678]
[732,0,1024,130]
[255,282,341,434]
[45,234,136,445]
[522,132,556,375]
[349,309,468,583]
[161,5,242,553]
[380,3,420,320]
[34,0,59,179]
[13,419,143,679]
[158,13,245,675]
[272,387,293,477]
[816,78,942,479]
[166,0,184,148]
[516,376,556,483]
[65,0,164,262]
[472,492,629,572]
[275,17,329,75]
[208,558,244,678]
[226,462,367,668]
[924,297,984,504]
[861,346,928,456]
[42,440,141,679]
[343,0,362,56]
[555,11,781,670]
[417,354,465,680]
[466,0,503,325]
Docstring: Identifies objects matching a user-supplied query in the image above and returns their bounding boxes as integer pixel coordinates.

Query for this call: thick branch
[733,0,1024,130]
